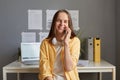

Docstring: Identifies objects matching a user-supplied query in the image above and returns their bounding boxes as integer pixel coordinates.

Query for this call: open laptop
[21,42,41,65]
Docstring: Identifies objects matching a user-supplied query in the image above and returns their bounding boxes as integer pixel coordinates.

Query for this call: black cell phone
[63,30,67,34]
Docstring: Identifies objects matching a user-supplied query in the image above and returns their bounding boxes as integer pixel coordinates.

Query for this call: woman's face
[55,12,69,35]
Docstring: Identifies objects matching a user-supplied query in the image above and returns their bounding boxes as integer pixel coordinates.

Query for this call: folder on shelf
[93,37,101,63]
[86,37,94,61]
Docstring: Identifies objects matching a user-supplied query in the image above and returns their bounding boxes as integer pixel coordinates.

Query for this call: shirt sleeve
[70,37,81,68]
[38,40,52,80]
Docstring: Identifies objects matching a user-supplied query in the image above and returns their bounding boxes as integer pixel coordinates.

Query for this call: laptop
[21,42,41,65]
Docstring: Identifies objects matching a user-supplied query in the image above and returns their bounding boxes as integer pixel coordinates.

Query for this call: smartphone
[63,30,67,34]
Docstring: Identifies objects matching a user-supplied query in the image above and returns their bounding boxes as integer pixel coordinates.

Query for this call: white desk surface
[3,60,116,80]
[3,60,115,72]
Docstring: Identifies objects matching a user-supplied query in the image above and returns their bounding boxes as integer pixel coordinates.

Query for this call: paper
[46,10,57,30]
[46,10,79,30]
[39,32,49,42]
[77,60,89,66]
[21,32,36,42]
[69,10,79,30]
[28,10,42,30]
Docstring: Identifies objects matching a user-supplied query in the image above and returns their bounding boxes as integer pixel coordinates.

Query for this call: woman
[39,9,80,80]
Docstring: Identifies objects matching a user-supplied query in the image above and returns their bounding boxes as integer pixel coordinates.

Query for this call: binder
[93,37,101,63]
[86,37,94,61]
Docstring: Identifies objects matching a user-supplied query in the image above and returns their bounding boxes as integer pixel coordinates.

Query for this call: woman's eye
[64,20,68,23]
[56,19,60,22]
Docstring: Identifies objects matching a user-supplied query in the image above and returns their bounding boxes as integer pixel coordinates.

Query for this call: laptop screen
[21,43,41,63]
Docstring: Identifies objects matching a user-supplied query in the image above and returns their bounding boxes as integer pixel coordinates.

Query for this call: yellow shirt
[38,37,80,80]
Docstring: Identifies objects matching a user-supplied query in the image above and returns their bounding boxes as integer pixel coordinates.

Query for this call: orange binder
[93,37,101,63]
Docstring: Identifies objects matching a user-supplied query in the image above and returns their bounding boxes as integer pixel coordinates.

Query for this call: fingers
[44,76,53,80]
[64,26,71,35]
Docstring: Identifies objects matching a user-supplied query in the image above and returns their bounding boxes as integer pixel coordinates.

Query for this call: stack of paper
[77,60,89,66]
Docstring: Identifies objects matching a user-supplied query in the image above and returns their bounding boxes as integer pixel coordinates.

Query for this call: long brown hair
[47,9,76,43]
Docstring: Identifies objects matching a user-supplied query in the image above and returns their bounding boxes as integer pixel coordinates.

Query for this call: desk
[3,60,116,80]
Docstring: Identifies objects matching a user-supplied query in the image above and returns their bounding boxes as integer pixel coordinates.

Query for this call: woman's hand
[64,27,71,45]
[44,76,53,80]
